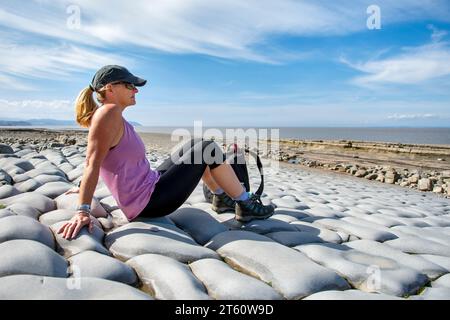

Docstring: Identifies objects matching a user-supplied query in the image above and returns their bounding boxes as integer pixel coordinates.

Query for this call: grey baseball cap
[89,65,147,91]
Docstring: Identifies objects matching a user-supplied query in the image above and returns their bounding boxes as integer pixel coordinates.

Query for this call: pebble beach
[1,128,450,300]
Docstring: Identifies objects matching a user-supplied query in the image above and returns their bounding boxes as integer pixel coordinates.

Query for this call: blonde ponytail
[75,86,99,128]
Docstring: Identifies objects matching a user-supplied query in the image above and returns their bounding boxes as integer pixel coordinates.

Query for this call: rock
[241,218,298,234]
[50,221,109,258]
[26,168,66,180]
[0,185,21,199]
[189,258,283,300]
[350,213,402,228]
[34,181,74,199]
[273,208,309,219]
[55,193,108,218]
[418,178,432,191]
[0,144,14,154]
[365,173,378,180]
[296,243,428,297]
[58,163,76,175]
[0,239,67,278]
[408,174,420,184]
[384,235,450,257]
[0,158,34,172]
[99,195,119,212]
[105,221,220,263]
[22,153,46,161]
[34,174,68,184]
[0,275,152,300]
[14,149,35,157]
[0,169,12,185]
[49,142,65,148]
[314,218,397,242]
[354,169,368,178]
[67,157,85,168]
[2,165,25,177]
[0,192,55,213]
[345,240,446,279]
[28,158,47,167]
[377,207,425,220]
[270,213,300,223]
[290,221,342,243]
[68,250,137,285]
[385,171,399,184]
[342,215,395,230]
[265,231,325,246]
[263,188,289,199]
[110,209,130,227]
[14,178,43,192]
[67,166,84,182]
[167,207,228,245]
[420,255,450,272]
[205,230,349,299]
[127,254,211,299]
[303,206,343,219]
[390,226,450,246]
[0,208,15,219]
[0,215,55,248]
[410,287,450,300]
[271,197,309,210]
[432,273,450,289]
[304,289,403,300]
[433,186,443,193]
[97,215,115,231]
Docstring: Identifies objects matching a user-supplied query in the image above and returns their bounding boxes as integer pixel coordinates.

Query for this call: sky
[0,0,449,127]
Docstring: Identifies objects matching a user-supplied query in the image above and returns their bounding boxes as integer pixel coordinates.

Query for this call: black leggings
[137,138,226,218]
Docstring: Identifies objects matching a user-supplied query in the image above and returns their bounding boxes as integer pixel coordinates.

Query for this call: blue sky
[0,0,449,127]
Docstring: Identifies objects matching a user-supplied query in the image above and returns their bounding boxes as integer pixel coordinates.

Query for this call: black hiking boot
[211,192,236,213]
[235,193,274,222]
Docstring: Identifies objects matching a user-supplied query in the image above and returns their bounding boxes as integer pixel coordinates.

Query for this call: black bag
[203,143,264,203]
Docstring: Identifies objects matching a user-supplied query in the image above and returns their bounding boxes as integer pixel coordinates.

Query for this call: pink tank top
[99,118,160,221]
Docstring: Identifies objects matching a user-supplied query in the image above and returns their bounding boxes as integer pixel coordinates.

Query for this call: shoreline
[2,126,450,147]
[1,127,449,198]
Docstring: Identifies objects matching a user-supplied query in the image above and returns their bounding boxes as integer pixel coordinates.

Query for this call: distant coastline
[0,119,142,127]
[135,126,450,146]
[1,122,449,145]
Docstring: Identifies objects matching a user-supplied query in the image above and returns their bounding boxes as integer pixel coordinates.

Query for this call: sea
[136,127,450,146]
[2,126,449,146]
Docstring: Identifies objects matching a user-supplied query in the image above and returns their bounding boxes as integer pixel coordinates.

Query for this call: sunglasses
[110,81,137,90]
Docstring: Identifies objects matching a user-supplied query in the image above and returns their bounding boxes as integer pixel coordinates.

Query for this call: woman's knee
[201,140,225,168]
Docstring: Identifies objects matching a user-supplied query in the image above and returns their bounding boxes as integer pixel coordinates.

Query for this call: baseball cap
[90,65,147,91]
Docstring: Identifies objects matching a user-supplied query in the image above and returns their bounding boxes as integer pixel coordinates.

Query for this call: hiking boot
[211,192,236,213]
[235,193,274,222]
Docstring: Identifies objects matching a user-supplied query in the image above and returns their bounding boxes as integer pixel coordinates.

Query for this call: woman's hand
[64,186,80,195]
[57,211,94,240]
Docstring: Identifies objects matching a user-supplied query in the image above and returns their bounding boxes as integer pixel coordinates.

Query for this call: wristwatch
[77,204,91,215]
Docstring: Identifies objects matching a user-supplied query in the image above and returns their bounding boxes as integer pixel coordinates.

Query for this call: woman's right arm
[58,107,122,240]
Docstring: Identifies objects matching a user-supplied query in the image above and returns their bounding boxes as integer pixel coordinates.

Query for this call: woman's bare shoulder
[90,105,122,127]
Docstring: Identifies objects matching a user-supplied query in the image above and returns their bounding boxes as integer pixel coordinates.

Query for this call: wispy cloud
[0,99,75,120]
[0,35,132,90]
[0,99,73,110]
[428,24,448,42]
[342,25,450,87]
[1,0,450,63]
[0,0,449,90]
[387,113,439,120]
[0,74,34,91]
